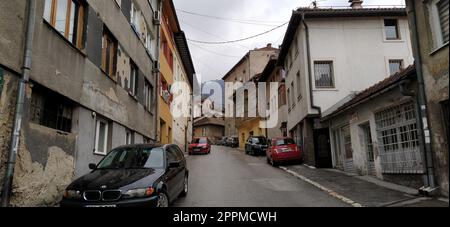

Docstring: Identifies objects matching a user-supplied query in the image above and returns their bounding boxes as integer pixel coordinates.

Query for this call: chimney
[267,43,272,48]
[349,0,363,9]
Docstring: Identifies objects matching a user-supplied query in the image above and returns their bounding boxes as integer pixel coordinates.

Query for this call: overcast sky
[173,0,405,83]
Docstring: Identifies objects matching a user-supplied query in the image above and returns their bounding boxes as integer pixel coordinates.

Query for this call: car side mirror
[168,161,180,168]
[89,163,97,170]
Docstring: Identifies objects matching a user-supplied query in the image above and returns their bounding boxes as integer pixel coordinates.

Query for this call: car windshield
[192,138,207,144]
[97,147,165,170]
[274,139,296,146]
[252,137,267,145]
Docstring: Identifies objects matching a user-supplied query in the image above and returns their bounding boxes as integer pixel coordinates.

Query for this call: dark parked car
[245,136,269,156]
[188,137,211,155]
[227,137,239,148]
[218,137,228,146]
[60,144,188,207]
[266,137,303,167]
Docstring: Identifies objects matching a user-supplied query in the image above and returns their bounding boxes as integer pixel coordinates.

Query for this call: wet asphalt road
[173,146,348,207]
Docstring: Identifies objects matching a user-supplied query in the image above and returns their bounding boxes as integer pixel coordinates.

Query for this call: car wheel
[270,158,278,167]
[179,175,188,197]
[157,192,169,207]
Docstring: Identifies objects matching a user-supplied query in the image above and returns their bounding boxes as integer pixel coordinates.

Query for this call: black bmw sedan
[60,144,188,207]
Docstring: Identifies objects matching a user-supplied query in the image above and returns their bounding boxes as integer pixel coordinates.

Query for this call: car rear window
[274,139,296,146]
[192,138,208,144]
[252,137,267,145]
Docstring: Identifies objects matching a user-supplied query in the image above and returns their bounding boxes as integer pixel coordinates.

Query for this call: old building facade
[406,0,449,196]
[278,6,414,168]
[0,0,161,206]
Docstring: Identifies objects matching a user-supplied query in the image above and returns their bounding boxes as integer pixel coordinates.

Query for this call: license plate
[85,205,117,208]
[194,149,201,151]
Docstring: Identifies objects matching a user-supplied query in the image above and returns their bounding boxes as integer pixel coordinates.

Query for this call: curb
[279,166,364,207]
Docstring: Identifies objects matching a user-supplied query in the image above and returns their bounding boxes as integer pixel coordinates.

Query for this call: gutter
[301,13,321,116]
[1,0,36,207]
[406,0,436,194]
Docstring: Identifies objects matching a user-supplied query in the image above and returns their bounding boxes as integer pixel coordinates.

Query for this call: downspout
[406,1,436,192]
[155,0,163,142]
[301,13,321,116]
[1,0,36,207]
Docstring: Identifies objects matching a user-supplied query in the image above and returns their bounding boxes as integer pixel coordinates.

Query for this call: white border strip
[280,167,363,207]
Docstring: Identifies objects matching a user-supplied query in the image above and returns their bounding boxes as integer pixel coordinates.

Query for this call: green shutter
[0,67,4,95]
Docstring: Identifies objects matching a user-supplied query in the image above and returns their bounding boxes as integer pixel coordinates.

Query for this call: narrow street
[174,146,348,207]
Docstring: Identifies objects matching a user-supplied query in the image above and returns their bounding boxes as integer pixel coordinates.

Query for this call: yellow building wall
[158,19,176,144]
[237,118,266,149]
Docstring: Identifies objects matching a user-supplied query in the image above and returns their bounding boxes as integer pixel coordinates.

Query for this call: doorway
[314,128,332,168]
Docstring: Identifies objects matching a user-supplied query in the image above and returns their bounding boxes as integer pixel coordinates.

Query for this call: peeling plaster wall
[407,0,449,197]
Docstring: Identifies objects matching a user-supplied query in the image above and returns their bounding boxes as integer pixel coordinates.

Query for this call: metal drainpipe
[155,0,163,143]
[1,0,36,207]
[406,0,436,191]
[301,13,321,116]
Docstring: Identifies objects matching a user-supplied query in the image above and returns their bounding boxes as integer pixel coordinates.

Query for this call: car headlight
[122,188,155,199]
[202,146,208,149]
[63,190,82,200]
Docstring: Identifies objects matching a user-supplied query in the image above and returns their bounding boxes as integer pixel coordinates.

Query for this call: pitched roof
[277,7,407,66]
[324,64,416,119]
[222,44,278,81]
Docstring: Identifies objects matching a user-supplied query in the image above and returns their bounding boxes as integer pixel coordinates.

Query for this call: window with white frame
[125,129,134,145]
[375,101,423,174]
[144,80,153,111]
[430,0,449,47]
[314,61,334,88]
[130,2,141,34]
[130,61,139,96]
[389,59,404,75]
[95,118,109,155]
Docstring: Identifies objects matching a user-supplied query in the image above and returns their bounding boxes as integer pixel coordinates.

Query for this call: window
[287,88,291,110]
[95,118,110,155]
[314,61,334,88]
[432,0,449,45]
[43,0,86,48]
[125,129,134,145]
[131,2,141,34]
[296,71,302,100]
[129,61,139,96]
[389,59,404,75]
[290,82,295,107]
[144,80,153,111]
[375,101,423,173]
[102,27,117,78]
[442,100,449,144]
[384,19,400,40]
[146,31,153,55]
[30,85,73,133]
[437,0,449,43]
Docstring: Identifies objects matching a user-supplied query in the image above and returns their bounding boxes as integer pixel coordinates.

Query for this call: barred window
[30,85,73,133]
[375,101,423,174]
[314,61,334,88]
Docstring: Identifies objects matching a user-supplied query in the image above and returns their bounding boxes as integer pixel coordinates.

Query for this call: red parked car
[266,138,302,167]
[189,137,211,155]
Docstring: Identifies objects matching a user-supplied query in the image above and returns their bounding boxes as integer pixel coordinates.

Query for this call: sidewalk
[280,164,449,207]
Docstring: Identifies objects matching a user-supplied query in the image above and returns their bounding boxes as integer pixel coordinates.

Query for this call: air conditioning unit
[153,10,161,25]
[152,60,160,73]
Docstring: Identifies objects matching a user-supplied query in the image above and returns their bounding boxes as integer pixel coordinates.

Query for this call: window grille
[375,101,423,174]
[437,0,449,43]
[314,61,334,88]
